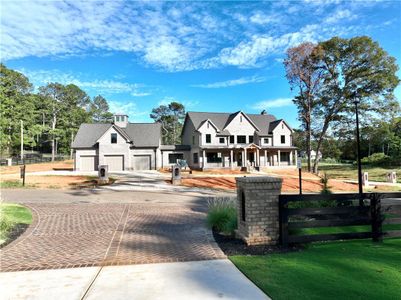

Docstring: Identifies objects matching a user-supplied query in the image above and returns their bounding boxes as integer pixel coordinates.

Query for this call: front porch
[198,145,298,169]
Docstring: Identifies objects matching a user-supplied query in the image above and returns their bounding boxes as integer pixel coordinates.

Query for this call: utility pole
[20,120,24,161]
[354,100,363,205]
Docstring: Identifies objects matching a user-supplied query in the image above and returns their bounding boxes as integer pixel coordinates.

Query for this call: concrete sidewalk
[0,260,270,300]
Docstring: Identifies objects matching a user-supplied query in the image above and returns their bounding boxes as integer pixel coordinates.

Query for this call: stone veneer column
[235,176,283,246]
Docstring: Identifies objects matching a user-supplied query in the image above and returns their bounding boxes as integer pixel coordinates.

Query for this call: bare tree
[284,42,323,172]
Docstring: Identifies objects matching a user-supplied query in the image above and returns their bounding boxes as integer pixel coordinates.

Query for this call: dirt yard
[181,176,359,193]
[0,160,73,175]
[0,175,110,189]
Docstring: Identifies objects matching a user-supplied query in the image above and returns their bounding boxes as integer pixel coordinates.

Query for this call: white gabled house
[72,111,297,172]
[181,111,297,169]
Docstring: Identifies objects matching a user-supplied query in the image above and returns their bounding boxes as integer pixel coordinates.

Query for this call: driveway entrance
[0,199,225,272]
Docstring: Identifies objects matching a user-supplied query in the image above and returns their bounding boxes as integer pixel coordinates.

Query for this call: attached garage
[104,155,124,171]
[133,155,151,170]
[80,156,96,171]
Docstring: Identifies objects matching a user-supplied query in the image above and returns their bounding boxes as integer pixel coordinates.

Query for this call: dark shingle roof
[186,111,277,135]
[72,123,161,148]
[122,123,161,147]
[72,123,112,148]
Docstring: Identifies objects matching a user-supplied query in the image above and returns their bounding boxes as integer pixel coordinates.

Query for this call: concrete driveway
[0,260,270,300]
[1,189,226,272]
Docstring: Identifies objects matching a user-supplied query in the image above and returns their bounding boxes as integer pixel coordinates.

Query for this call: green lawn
[0,203,32,245]
[230,239,401,300]
[292,224,401,235]
[313,163,401,183]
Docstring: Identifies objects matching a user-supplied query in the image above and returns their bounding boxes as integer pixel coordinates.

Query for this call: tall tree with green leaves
[39,83,92,160]
[307,36,399,173]
[90,95,113,123]
[0,64,38,156]
[150,101,185,144]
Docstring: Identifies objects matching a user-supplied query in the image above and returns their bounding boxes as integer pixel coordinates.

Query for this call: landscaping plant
[206,197,237,235]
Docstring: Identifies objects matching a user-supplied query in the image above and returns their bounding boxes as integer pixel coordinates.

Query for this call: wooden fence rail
[279,192,401,247]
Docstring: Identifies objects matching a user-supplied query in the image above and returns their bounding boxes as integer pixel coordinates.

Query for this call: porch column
[230,150,233,169]
[295,150,298,165]
[278,150,281,166]
[289,151,293,165]
[256,149,260,167]
[243,148,247,167]
[202,150,206,169]
[264,150,267,166]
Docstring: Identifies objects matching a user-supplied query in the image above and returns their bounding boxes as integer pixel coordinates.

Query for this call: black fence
[279,193,401,246]
[0,154,69,166]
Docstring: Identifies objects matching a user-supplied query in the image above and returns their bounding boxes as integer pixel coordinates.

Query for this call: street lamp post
[354,99,363,205]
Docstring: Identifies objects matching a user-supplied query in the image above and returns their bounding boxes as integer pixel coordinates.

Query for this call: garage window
[169,153,184,164]
[111,133,117,144]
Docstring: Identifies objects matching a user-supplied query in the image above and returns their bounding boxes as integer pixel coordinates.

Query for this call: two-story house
[181,111,297,169]
[72,110,296,171]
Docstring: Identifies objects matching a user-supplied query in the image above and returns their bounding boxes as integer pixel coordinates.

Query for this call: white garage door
[133,155,151,170]
[81,156,96,171]
[104,155,124,171]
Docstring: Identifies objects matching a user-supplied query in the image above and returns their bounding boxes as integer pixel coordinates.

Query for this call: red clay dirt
[181,176,358,193]
[0,160,73,175]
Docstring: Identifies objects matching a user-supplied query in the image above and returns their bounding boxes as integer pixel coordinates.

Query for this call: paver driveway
[0,200,225,272]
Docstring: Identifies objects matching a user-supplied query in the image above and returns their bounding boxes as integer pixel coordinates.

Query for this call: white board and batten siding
[131,149,156,170]
[133,155,151,170]
[75,149,98,171]
[104,155,124,171]
[98,126,130,171]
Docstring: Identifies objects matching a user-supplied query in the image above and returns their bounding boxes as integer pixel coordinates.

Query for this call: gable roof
[72,123,112,148]
[268,119,293,133]
[223,111,260,131]
[72,122,161,148]
[184,111,277,135]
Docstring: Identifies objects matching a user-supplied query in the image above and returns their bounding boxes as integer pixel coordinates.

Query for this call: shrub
[320,173,332,195]
[361,153,390,166]
[206,197,237,235]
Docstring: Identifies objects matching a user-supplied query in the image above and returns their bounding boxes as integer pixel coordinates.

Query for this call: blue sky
[1,0,400,128]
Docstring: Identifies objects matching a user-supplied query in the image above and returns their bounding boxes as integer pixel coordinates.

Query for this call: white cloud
[325,9,357,24]
[1,1,386,71]
[250,12,280,25]
[217,24,319,67]
[158,97,199,109]
[252,98,293,110]
[19,69,150,97]
[108,100,148,121]
[192,76,266,88]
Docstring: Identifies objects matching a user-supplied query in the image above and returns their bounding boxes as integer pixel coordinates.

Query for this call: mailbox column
[235,176,282,246]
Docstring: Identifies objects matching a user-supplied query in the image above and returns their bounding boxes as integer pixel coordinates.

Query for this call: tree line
[284,36,400,172]
[0,64,113,160]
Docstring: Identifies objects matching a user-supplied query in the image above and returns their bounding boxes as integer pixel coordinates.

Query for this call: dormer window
[111,133,117,144]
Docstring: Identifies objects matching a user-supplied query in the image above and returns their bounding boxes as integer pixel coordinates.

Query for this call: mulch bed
[213,230,302,256]
[0,223,29,249]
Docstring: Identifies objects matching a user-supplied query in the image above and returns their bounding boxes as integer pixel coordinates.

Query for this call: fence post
[371,193,383,243]
[235,176,282,246]
[279,198,289,248]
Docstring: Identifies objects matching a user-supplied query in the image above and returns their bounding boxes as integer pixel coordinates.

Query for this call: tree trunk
[70,131,74,159]
[306,116,312,172]
[313,121,330,174]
